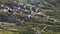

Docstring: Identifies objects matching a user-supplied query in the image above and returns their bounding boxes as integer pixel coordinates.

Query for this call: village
[0,0,60,34]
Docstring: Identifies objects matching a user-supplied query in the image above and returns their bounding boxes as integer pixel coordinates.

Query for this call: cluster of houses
[0,1,60,25]
[0,1,60,23]
[0,1,60,34]
[0,1,45,15]
[0,1,47,22]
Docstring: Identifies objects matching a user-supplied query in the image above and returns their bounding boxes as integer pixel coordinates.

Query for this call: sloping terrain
[0,8,60,34]
[0,0,60,34]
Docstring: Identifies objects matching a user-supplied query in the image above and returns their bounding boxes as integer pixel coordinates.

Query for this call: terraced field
[0,0,60,34]
[0,9,60,34]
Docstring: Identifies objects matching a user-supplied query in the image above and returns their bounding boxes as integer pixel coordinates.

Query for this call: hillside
[0,0,60,34]
[17,0,60,9]
[0,0,59,9]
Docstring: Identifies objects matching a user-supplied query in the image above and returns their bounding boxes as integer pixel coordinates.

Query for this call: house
[55,22,60,26]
